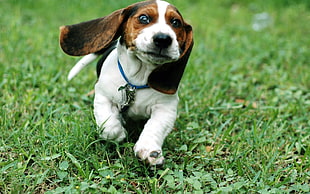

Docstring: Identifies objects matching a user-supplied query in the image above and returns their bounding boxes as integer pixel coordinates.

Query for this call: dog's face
[122,0,186,64]
[60,0,193,94]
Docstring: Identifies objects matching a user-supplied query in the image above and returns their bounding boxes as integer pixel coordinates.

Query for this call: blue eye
[138,14,151,24]
[171,18,182,28]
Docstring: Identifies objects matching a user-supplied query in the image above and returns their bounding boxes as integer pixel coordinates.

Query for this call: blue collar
[118,59,149,89]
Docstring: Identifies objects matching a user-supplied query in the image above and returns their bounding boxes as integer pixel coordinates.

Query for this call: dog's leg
[94,92,126,142]
[134,105,177,165]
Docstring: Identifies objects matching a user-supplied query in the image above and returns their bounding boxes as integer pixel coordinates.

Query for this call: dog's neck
[117,44,156,87]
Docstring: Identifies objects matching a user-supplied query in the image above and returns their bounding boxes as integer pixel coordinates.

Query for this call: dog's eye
[171,18,182,28]
[138,14,151,24]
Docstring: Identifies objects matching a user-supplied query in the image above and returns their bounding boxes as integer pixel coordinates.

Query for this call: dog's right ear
[59,9,125,56]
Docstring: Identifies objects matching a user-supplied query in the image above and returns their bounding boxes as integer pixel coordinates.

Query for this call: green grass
[1,0,309,193]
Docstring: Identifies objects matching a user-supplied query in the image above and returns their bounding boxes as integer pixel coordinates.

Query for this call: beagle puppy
[59,0,193,165]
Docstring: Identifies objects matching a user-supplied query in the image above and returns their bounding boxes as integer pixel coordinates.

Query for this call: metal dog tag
[118,84,136,110]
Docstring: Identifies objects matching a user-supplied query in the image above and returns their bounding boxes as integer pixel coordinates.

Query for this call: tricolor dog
[59,0,193,165]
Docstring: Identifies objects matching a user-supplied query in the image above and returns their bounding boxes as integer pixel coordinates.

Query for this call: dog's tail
[67,53,98,81]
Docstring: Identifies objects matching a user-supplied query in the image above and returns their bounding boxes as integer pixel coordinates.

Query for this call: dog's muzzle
[153,33,172,49]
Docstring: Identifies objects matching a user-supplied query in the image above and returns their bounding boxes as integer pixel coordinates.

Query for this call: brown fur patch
[123,3,158,49]
[165,5,188,56]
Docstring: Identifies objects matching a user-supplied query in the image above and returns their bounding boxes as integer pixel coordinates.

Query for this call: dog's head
[60,0,193,94]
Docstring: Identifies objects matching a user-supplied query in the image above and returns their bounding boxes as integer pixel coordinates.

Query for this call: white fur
[94,42,179,165]
[67,53,98,80]
[69,0,181,165]
[135,1,180,64]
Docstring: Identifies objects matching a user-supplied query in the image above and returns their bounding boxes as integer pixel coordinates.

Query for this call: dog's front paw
[99,124,127,142]
[134,143,164,166]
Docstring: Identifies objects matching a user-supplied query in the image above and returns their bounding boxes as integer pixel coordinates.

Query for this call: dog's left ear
[148,24,194,94]
[59,9,125,56]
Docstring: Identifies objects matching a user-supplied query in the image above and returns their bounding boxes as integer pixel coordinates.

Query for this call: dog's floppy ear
[59,9,125,56]
[148,24,194,95]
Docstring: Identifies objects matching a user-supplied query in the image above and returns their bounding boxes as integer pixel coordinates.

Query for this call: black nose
[153,33,172,49]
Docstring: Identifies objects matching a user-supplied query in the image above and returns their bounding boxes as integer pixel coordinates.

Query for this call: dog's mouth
[145,51,171,59]
[146,52,175,64]
[138,49,179,64]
